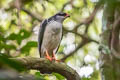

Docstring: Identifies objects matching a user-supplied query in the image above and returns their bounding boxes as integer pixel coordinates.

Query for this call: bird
[38,12,70,61]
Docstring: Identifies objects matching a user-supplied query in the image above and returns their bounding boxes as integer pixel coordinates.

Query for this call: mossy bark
[12,57,80,80]
[100,1,120,80]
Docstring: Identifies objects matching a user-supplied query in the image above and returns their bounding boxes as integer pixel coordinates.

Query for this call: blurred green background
[0,0,102,80]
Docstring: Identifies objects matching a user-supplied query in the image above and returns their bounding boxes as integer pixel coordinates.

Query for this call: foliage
[0,0,102,80]
[52,72,66,80]
[35,72,45,80]
[0,54,25,71]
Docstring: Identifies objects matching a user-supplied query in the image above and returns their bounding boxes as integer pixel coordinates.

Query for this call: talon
[45,50,52,61]
[52,53,60,62]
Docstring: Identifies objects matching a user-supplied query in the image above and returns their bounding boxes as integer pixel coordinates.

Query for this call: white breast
[41,21,62,56]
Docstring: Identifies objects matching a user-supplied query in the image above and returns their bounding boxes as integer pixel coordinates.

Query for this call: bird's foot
[52,58,61,62]
[46,56,52,61]
[52,53,60,62]
[45,50,52,61]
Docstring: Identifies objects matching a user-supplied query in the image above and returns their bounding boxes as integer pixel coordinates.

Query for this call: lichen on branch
[11,57,80,80]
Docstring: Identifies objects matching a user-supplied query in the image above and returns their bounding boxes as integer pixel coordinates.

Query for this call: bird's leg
[45,50,52,61]
[52,53,60,62]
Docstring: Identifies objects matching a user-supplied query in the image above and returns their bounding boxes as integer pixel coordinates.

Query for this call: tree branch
[63,27,99,44]
[12,57,81,80]
[61,38,91,61]
[61,27,99,61]
[73,3,102,31]
[111,17,120,58]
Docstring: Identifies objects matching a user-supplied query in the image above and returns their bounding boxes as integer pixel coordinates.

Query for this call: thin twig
[61,39,91,61]
[73,3,102,31]
[63,27,99,44]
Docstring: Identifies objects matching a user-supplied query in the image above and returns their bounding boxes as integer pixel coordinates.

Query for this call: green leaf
[81,77,90,80]
[19,29,31,39]
[7,33,17,40]
[0,54,25,72]
[0,35,5,41]
[21,41,37,54]
[0,43,16,51]
[7,29,31,45]
[52,72,65,80]
[35,72,45,80]
[5,44,16,50]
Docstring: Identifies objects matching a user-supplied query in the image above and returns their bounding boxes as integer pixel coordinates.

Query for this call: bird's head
[53,12,70,22]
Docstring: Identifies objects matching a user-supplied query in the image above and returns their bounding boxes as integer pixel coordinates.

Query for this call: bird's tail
[38,43,41,58]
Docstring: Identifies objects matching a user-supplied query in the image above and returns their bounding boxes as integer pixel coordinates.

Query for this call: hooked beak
[65,13,70,18]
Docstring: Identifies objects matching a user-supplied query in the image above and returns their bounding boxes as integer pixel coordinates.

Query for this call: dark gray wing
[38,19,48,57]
